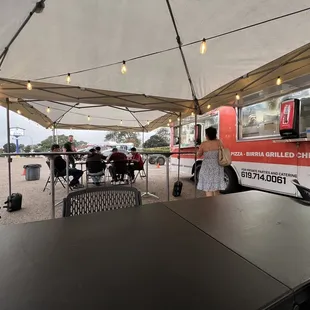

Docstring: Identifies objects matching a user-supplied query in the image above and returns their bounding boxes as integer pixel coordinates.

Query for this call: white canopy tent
[0,0,310,132]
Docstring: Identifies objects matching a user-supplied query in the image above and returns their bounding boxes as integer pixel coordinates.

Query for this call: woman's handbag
[218,141,231,166]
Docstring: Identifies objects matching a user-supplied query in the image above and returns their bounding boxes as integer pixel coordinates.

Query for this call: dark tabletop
[163,191,310,292]
[0,203,290,310]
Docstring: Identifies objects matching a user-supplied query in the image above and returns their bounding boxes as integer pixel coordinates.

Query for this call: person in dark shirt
[107,148,128,183]
[51,144,83,188]
[63,135,76,168]
[128,147,144,182]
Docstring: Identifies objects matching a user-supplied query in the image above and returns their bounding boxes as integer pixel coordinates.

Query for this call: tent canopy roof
[1,0,310,131]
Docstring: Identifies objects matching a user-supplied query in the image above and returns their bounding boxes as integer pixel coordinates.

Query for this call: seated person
[128,147,144,181]
[107,148,128,183]
[86,148,106,185]
[51,144,84,189]
[95,146,107,160]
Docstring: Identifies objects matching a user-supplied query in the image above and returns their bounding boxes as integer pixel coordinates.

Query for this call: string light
[147,121,150,125]
[66,73,71,84]
[169,118,172,123]
[46,107,50,113]
[167,123,170,127]
[191,112,195,116]
[235,93,240,100]
[87,115,90,121]
[17,109,21,114]
[177,117,180,121]
[200,38,207,54]
[276,76,282,85]
[207,104,211,109]
[27,81,32,90]
[120,120,123,125]
[121,61,127,74]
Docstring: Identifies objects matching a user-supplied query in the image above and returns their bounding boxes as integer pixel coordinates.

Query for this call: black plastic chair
[63,186,142,217]
[43,161,72,192]
[291,179,310,202]
[86,160,105,185]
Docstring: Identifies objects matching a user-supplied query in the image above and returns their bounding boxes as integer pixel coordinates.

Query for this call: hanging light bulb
[46,107,50,113]
[207,104,211,109]
[177,117,180,121]
[27,80,32,90]
[87,115,90,121]
[120,120,123,125]
[191,112,195,116]
[66,73,71,84]
[147,121,150,125]
[121,61,127,74]
[235,93,240,100]
[200,38,207,54]
[169,118,172,123]
[17,109,21,115]
[167,123,170,127]
[276,76,282,86]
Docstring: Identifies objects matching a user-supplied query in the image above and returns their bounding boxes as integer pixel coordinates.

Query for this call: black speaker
[3,193,22,212]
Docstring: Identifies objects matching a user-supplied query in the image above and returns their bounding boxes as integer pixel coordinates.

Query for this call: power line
[34,6,310,81]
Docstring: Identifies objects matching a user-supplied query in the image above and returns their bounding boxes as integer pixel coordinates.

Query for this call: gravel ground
[0,157,204,226]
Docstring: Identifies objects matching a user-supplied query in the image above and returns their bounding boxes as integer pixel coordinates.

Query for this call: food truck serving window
[239,99,280,139]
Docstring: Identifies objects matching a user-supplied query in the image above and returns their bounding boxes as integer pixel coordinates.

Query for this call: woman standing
[197,126,226,197]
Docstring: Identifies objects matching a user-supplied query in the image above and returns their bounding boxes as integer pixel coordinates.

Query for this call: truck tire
[220,166,239,194]
[149,157,156,165]
[157,156,165,166]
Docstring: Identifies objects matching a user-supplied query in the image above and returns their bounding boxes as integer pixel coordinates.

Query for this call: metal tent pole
[177,113,182,181]
[0,0,46,69]
[194,112,198,198]
[52,127,56,143]
[166,154,170,201]
[49,156,56,218]
[141,154,159,199]
[66,155,70,195]
[6,98,12,206]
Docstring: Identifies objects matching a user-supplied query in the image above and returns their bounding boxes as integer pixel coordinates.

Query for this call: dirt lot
[0,157,204,226]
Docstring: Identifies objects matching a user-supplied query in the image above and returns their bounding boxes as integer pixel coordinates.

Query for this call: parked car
[148,154,166,165]
[101,148,129,158]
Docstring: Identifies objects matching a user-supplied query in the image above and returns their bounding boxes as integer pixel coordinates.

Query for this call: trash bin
[23,164,42,181]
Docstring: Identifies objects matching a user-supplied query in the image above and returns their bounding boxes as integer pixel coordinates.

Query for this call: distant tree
[143,135,169,148]
[24,145,32,153]
[105,131,141,147]
[19,144,25,151]
[156,127,170,143]
[37,135,88,151]
[3,143,16,153]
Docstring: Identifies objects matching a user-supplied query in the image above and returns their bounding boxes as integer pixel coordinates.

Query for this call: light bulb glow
[87,115,90,121]
[27,81,32,90]
[235,94,240,100]
[66,73,71,84]
[120,120,123,125]
[167,123,170,127]
[17,109,21,114]
[47,107,50,113]
[276,76,282,86]
[121,61,127,74]
[169,118,172,123]
[191,112,195,116]
[207,104,211,109]
[147,121,150,125]
[177,117,180,122]
[200,39,207,54]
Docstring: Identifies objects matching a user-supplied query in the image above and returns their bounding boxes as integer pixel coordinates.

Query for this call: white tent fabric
[1,0,310,131]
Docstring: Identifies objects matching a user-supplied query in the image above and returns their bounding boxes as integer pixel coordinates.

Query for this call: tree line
[0,127,170,153]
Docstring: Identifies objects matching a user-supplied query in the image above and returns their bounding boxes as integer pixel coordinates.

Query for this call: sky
[0,107,153,147]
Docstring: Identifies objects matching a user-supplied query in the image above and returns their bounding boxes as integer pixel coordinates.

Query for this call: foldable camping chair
[86,160,106,185]
[43,161,72,192]
[133,158,147,182]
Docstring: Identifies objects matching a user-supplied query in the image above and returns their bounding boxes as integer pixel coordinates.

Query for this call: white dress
[197,150,226,191]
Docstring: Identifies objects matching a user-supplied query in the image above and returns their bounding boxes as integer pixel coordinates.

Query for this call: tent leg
[166,155,170,201]
[141,154,159,199]
[194,112,198,199]
[6,98,12,206]
[49,156,56,218]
